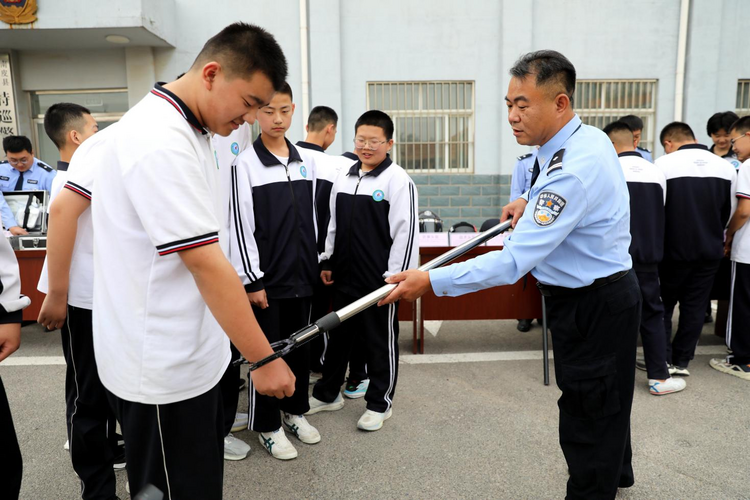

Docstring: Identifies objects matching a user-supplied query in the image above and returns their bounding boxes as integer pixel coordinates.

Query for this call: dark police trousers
[545,270,641,500]
[0,376,22,500]
[61,305,119,499]
[249,297,311,432]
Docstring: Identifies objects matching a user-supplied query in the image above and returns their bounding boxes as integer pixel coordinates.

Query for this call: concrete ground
[1,308,748,500]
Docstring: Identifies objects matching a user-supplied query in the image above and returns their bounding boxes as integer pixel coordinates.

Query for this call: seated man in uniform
[1,135,57,235]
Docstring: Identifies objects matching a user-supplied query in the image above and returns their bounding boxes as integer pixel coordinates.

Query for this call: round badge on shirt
[300,165,307,178]
[231,142,240,155]
[373,189,385,202]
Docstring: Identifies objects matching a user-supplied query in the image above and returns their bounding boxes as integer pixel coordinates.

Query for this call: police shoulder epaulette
[636,146,651,153]
[547,149,565,175]
[517,153,533,161]
[0,160,7,165]
[37,160,54,172]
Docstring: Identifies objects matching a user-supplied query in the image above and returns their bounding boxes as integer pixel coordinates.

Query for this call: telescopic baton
[236,219,513,371]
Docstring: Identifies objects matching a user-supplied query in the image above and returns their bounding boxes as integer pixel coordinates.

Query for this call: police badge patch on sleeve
[533,191,567,226]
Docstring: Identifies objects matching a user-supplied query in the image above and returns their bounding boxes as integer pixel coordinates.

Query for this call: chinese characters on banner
[0,54,18,146]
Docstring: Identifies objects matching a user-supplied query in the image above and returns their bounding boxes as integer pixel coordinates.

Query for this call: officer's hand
[501,198,528,229]
[38,292,68,331]
[0,322,21,363]
[249,358,296,399]
[9,226,28,236]
[320,270,334,286]
[379,270,431,306]
[247,289,269,309]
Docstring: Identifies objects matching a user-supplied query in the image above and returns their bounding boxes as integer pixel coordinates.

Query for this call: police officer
[1,135,56,235]
[382,50,640,499]
[509,149,539,332]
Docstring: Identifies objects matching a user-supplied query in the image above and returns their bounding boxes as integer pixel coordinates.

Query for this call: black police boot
[516,319,532,332]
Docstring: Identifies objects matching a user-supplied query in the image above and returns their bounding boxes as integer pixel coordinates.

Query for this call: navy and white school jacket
[618,151,666,269]
[229,136,318,299]
[320,155,419,296]
[296,141,357,252]
[655,144,737,262]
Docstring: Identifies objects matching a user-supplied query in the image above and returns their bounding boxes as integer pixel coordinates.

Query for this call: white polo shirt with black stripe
[36,127,116,309]
[732,159,750,264]
[90,83,230,405]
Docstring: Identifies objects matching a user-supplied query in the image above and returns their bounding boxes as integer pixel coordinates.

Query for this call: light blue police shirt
[430,114,632,294]
[636,146,652,162]
[0,158,56,229]
[509,150,537,202]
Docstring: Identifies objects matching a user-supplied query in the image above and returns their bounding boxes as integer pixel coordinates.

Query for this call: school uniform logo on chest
[533,191,567,227]
[300,165,307,178]
[231,142,240,155]
[372,189,385,202]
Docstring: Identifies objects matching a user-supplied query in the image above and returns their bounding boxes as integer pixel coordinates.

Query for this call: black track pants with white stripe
[727,261,750,365]
[107,383,224,500]
[313,290,399,413]
[0,376,22,500]
[248,297,311,432]
[61,305,118,500]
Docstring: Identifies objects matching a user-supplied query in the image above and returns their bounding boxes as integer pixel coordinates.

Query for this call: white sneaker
[63,439,69,451]
[231,412,249,433]
[668,364,690,376]
[357,408,393,431]
[648,377,686,396]
[223,433,251,461]
[258,428,297,460]
[709,358,750,380]
[309,372,322,385]
[283,413,321,444]
[305,392,345,415]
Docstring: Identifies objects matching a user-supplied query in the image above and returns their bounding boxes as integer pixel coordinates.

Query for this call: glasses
[354,137,388,150]
[730,134,749,148]
[7,157,30,166]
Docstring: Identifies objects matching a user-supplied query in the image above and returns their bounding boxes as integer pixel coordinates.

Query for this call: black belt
[536,270,629,297]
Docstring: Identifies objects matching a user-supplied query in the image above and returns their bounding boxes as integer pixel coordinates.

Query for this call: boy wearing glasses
[1,135,57,235]
[308,110,419,431]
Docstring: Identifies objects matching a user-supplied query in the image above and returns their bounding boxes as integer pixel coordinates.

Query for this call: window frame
[737,80,750,117]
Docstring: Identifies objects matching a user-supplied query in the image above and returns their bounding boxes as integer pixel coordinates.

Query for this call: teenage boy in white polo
[52,24,295,499]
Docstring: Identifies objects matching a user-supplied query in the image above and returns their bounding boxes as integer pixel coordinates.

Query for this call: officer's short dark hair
[191,22,288,92]
[307,106,338,132]
[619,115,644,132]
[706,111,740,136]
[509,50,576,106]
[2,135,32,154]
[730,115,750,135]
[44,103,92,149]
[660,121,695,146]
[355,110,394,141]
[603,121,633,136]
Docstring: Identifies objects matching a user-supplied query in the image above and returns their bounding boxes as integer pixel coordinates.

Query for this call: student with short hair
[711,116,750,380]
[309,110,419,432]
[605,121,685,395]
[229,83,321,460]
[294,106,362,392]
[0,135,57,235]
[44,23,296,498]
[620,114,652,161]
[707,111,741,162]
[656,121,736,377]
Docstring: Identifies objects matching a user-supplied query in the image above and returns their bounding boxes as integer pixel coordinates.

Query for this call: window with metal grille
[575,80,658,153]
[366,81,474,172]
[737,80,750,116]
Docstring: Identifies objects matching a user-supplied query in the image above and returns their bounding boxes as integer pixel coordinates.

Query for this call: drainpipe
[300,0,311,122]
[674,0,690,121]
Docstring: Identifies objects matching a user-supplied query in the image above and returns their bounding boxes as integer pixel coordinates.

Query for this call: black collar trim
[618,151,643,158]
[346,154,393,177]
[151,82,207,135]
[296,141,325,153]
[253,135,303,167]
[57,161,70,172]
[678,143,709,152]
[342,151,359,161]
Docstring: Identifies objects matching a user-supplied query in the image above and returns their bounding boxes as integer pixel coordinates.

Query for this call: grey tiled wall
[410,174,512,230]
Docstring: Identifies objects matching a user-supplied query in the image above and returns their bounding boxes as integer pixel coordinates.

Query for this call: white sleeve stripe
[400,182,416,272]
[230,165,259,282]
